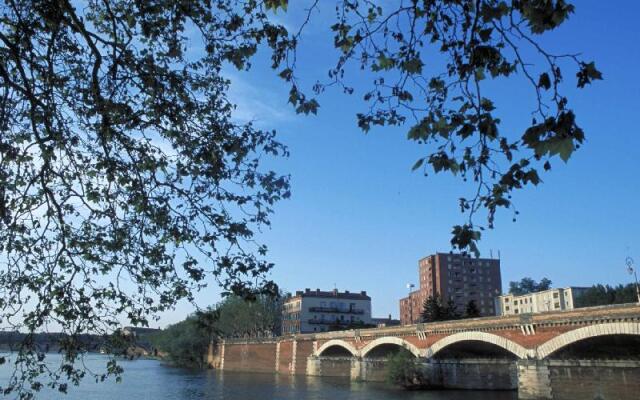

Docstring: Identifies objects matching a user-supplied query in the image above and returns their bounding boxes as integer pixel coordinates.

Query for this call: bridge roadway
[212,303,640,399]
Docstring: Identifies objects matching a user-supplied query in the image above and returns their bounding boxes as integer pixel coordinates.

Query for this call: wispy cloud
[225,71,294,127]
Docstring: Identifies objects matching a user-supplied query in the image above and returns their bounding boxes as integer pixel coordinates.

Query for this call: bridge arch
[360,336,422,358]
[536,322,640,359]
[314,339,358,357]
[426,331,529,359]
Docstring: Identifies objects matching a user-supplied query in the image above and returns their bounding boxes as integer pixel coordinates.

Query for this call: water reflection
[0,354,517,399]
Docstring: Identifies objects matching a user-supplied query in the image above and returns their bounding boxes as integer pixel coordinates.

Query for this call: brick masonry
[215,304,640,398]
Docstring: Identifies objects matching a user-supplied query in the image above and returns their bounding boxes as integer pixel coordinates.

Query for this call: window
[514,309,519,314]
[554,302,560,308]
[553,292,559,299]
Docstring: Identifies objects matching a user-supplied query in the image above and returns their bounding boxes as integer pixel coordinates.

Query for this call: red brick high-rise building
[399,253,502,324]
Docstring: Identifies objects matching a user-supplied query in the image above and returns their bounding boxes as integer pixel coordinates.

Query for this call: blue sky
[163,1,640,326]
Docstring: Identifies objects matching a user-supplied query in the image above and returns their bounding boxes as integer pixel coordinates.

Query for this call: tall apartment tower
[399,252,502,324]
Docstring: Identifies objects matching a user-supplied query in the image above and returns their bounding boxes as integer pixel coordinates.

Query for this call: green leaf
[577,61,603,88]
[401,57,423,74]
[538,72,551,90]
[411,158,425,171]
[376,54,395,70]
[556,138,574,162]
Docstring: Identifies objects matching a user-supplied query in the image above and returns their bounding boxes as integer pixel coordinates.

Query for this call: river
[0,354,517,399]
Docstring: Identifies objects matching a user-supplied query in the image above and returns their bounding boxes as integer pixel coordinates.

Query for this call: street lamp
[626,257,640,304]
[406,283,415,324]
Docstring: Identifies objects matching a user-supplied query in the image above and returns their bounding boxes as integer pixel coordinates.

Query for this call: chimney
[305,288,310,293]
[360,291,367,296]
[345,290,350,294]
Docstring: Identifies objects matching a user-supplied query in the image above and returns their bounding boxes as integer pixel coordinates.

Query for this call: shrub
[385,349,426,389]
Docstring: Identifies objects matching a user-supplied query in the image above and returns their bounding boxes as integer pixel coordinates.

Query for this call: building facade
[400,252,502,324]
[281,288,372,334]
[496,287,589,316]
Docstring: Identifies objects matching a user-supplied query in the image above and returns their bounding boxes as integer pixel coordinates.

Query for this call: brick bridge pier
[213,304,640,400]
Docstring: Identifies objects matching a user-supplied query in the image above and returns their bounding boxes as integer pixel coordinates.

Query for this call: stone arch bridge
[214,304,640,399]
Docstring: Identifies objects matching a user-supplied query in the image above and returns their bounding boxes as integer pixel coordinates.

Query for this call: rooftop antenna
[490,249,493,259]
[498,250,501,259]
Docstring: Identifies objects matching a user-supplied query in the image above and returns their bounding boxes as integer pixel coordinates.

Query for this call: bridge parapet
[217,304,640,399]
[284,303,640,343]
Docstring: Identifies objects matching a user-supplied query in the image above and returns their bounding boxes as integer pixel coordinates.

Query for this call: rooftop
[287,288,370,301]
[419,252,501,263]
[498,287,591,298]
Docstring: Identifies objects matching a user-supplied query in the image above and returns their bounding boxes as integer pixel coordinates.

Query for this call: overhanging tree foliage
[283,0,601,255]
[0,0,601,397]
[0,0,292,397]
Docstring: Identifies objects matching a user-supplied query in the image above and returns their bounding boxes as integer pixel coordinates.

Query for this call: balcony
[308,306,364,314]
[308,319,365,326]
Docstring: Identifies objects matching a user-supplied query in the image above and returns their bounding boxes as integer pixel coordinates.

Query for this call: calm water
[0,354,517,399]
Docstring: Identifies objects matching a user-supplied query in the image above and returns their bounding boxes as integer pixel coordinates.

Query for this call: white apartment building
[282,288,372,334]
[496,287,589,316]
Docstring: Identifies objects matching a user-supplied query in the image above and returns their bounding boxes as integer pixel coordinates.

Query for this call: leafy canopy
[0,0,602,396]
[282,0,602,255]
[508,277,553,295]
[0,0,292,397]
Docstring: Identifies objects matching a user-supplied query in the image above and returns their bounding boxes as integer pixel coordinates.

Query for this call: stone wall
[358,359,388,382]
[277,340,293,374]
[221,340,278,373]
[434,359,517,390]
[307,357,352,377]
[548,360,640,400]
[294,340,314,375]
[220,338,316,375]
[518,359,640,400]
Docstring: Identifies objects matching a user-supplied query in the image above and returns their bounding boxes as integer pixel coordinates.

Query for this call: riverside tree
[0,0,293,397]
[1,0,599,397]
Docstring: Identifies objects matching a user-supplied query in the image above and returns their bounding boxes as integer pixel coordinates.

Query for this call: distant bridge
[214,304,640,399]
